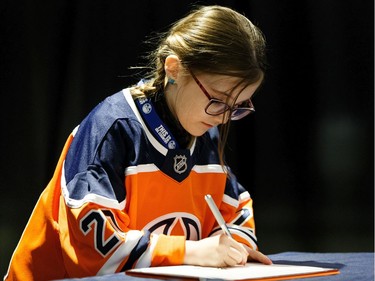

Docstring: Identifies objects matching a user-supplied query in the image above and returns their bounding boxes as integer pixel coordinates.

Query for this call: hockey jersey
[4,89,258,281]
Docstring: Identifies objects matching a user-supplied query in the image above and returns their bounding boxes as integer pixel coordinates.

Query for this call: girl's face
[165,72,262,136]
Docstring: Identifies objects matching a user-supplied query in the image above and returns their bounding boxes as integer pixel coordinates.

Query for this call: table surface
[55,252,374,281]
[268,252,374,281]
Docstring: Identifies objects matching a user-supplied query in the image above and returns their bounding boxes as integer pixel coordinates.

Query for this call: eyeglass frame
[189,71,255,121]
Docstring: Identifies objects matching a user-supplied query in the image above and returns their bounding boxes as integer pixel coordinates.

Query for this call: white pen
[205,194,232,238]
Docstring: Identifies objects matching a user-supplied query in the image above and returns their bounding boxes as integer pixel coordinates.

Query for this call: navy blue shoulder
[63,91,144,203]
[65,91,134,178]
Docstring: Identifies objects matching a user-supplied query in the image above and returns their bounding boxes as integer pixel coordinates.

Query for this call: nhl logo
[173,155,187,174]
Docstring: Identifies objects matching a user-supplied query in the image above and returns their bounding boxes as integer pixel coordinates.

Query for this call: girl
[5,5,272,281]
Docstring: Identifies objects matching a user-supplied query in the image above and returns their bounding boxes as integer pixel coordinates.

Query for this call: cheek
[177,100,198,125]
[176,90,203,119]
[176,99,208,135]
[185,98,208,121]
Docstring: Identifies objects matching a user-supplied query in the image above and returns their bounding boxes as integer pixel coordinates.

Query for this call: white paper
[127,262,339,280]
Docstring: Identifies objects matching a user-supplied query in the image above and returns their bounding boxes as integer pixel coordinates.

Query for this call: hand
[184,234,248,267]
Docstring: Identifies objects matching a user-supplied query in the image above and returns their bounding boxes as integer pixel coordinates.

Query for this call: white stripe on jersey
[192,164,226,173]
[125,164,159,176]
[96,230,144,275]
[134,234,159,268]
[61,161,125,210]
[122,89,168,156]
[223,194,239,208]
[228,225,258,249]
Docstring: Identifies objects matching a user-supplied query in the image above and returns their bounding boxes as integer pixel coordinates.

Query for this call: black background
[0,0,373,276]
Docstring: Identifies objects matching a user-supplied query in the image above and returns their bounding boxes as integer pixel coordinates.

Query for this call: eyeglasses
[190,71,255,121]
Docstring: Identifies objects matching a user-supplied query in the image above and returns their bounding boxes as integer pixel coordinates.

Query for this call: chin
[184,123,210,137]
[189,128,208,137]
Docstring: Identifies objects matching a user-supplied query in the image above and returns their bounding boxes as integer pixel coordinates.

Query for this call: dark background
[0,0,373,276]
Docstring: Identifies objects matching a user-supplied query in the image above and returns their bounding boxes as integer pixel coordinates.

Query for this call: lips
[202,122,214,128]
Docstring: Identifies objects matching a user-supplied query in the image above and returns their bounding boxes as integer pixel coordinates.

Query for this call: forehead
[199,73,242,86]
[199,73,262,99]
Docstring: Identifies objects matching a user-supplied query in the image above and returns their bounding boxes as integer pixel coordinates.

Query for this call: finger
[247,250,273,265]
[227,237,249,256]
[227,238,249,265]
[223,251,241,267]
[227,246,247,265]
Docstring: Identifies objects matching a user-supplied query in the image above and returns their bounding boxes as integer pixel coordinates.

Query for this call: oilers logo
[142,102,152,114]
[142,212,201,240]
[168,140,177,149]
[173,155,187,174]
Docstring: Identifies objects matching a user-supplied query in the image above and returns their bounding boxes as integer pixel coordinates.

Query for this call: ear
[165,55,181,81]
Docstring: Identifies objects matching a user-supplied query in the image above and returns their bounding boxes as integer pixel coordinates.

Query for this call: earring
[168,77,175,85]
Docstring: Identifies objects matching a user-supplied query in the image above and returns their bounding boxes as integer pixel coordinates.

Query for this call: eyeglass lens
[206,100,254,120]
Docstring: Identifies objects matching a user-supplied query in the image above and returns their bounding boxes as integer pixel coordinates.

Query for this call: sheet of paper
[127,262,339,280]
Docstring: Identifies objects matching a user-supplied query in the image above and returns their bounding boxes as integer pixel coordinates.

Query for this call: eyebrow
[211,89,231,98]
[209,84,237,98]
[203,74,253,103]
[210,90,250,107]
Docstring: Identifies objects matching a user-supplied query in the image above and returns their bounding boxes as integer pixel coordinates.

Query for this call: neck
[163,84,178,120]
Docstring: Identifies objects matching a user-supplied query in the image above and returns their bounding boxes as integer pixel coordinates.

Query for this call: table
[55,252,374,281]
[268,252,374,281]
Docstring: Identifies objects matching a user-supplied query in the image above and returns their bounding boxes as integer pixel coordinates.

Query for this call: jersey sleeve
[222,172,258,250]
[59,99,185,277]
[58,196,185,276]
[205,128,258,250]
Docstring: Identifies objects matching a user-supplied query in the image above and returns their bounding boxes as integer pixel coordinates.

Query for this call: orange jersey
[4,89,257,280]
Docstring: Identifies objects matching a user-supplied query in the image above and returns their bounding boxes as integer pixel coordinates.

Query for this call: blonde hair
[132,5,267,165]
